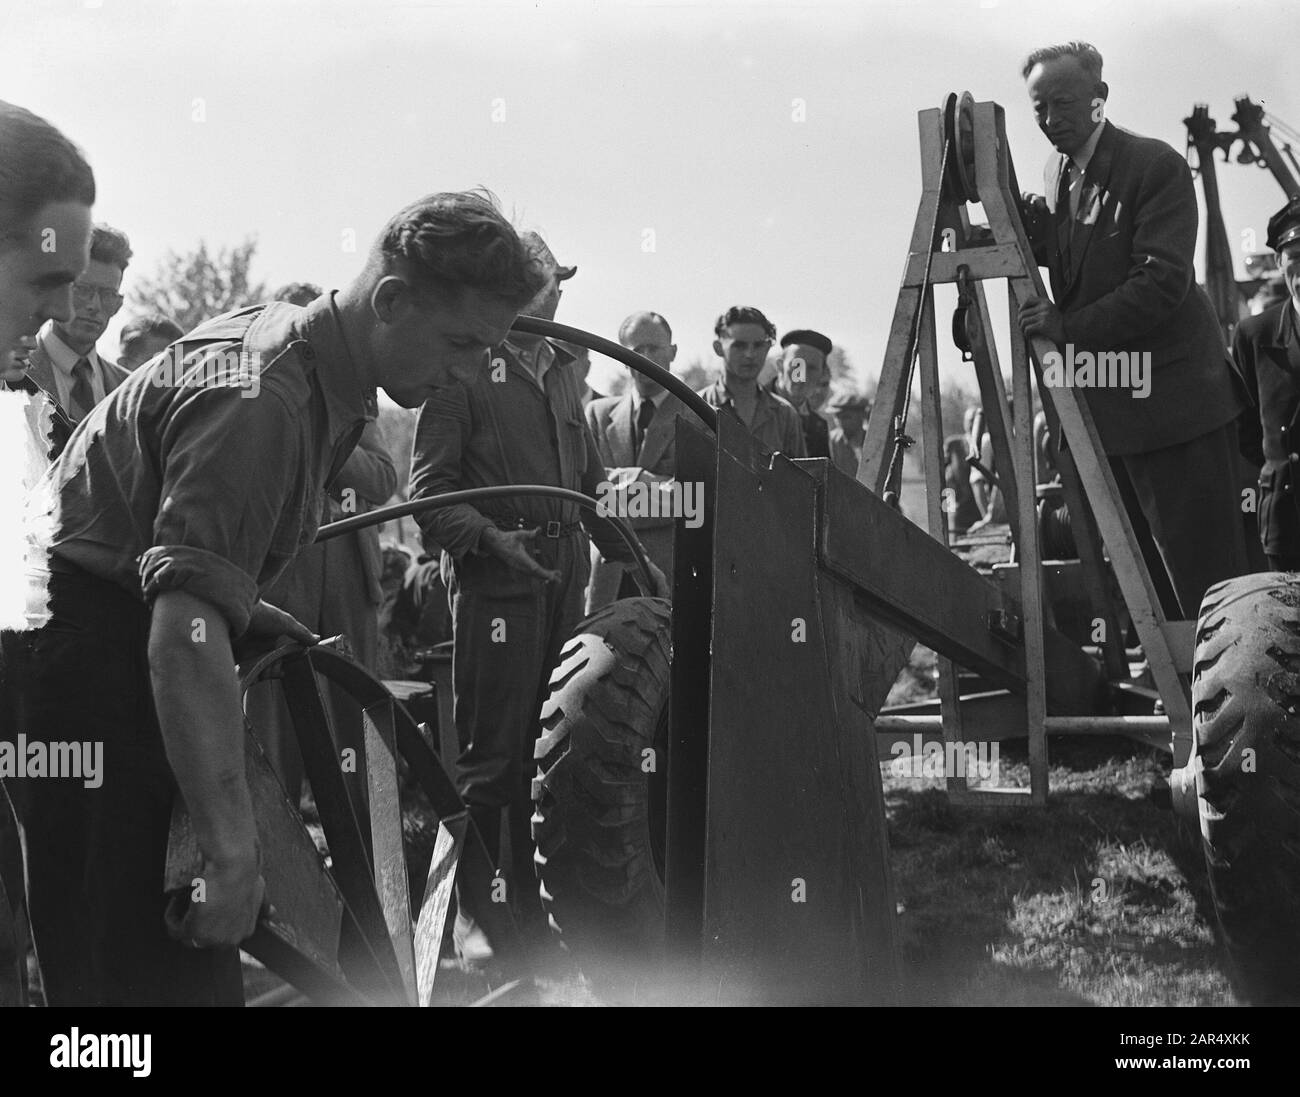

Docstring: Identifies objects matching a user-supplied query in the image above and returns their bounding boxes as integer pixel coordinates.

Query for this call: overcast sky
[2,0,1294,395]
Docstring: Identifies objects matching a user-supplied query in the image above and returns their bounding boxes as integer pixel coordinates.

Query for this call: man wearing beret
[17,191,545,1005]
[1016,41,1248,618]
[767,329,833,459]
[1234,198,1300,570]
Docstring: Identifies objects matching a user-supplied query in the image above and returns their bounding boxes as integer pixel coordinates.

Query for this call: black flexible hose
[314,485,657,595]
[509,315,718,433]
[316,317,714,593]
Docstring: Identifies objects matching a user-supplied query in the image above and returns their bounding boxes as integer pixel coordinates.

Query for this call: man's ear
[370,276,407,323]
[712,338,723,359]
[1096,81,1109,105]
[667,344,677,364]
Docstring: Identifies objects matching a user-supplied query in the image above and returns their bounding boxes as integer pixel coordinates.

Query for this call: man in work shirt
[409,234,668,953]
[698,305,805,457]
[17,190,545,1006]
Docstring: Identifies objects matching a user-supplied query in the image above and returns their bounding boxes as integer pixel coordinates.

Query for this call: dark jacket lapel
[609,394,636,466]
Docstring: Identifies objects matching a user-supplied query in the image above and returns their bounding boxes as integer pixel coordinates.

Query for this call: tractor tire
[1192,572,1300,1004]
[531,597,670,965]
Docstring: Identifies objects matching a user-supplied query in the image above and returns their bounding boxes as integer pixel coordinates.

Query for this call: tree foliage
[673,355,714,393]
[128,237,267,334]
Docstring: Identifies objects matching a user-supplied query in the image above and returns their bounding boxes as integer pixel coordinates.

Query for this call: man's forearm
[149,591,257,866]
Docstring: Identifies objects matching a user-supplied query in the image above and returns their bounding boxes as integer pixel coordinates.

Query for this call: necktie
[635,399,656,459]
[68,357,95,421]
[1057,157,1078,270]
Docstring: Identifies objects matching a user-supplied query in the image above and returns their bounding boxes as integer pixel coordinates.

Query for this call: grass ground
[884,722,1233,1006]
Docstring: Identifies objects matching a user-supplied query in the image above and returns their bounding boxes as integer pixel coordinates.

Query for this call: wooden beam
[819,468,1101,714]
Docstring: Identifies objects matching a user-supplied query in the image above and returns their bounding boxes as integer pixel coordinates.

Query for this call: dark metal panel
[700,416,898,1003]
[664,416,715,964]
[164,722,347,995]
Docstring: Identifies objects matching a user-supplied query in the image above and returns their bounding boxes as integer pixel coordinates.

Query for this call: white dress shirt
[1063,119,1106,222]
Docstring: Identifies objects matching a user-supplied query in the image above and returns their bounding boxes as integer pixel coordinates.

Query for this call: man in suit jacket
[25,223,132,424]
[1234,199,1300,570]
[1017,41,1248,619]
[586,310,688,611]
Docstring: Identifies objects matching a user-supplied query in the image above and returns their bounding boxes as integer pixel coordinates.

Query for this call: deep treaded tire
[531,597,670,961]
[1192,573,1300,1004]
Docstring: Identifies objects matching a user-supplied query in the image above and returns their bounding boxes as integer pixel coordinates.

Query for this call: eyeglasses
[72,282,125,313]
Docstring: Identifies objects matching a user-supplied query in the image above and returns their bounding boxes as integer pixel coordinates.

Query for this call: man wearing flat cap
[827,391,870,478]
[767,329,833,459]
[409,232,668,956]
[1233,198,1300,569]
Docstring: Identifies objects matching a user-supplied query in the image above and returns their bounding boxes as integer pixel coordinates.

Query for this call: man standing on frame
[17,190,545,1006]
[1016,41,1248,619]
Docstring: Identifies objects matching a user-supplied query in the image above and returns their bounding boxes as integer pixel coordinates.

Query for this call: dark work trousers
[447,531,587,931]
[1109,423,1250,621]
[13,564,243,1006]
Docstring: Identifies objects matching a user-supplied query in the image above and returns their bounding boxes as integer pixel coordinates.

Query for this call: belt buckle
[545,520,561,538]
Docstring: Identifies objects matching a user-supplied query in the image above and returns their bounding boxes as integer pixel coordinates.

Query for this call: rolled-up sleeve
[144,383,302,635]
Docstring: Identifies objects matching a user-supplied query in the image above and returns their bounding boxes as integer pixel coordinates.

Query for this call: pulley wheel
[941,91,979,202]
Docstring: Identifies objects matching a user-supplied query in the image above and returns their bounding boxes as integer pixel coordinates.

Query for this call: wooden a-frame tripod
[862,95,1194,806]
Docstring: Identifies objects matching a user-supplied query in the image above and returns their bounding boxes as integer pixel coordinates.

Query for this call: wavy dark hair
[374,189,546,309]
[714,305,775,340]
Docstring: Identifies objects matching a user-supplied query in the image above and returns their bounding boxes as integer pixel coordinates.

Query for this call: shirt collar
[634,387,672,413]
[709,377,774,422]
[300,292,377,426]
[39,324,99,376]
[504,336,557,386]
[1071,120,1106,174]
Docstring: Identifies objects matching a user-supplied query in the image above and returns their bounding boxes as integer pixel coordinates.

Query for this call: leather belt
[485,511,582,539]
